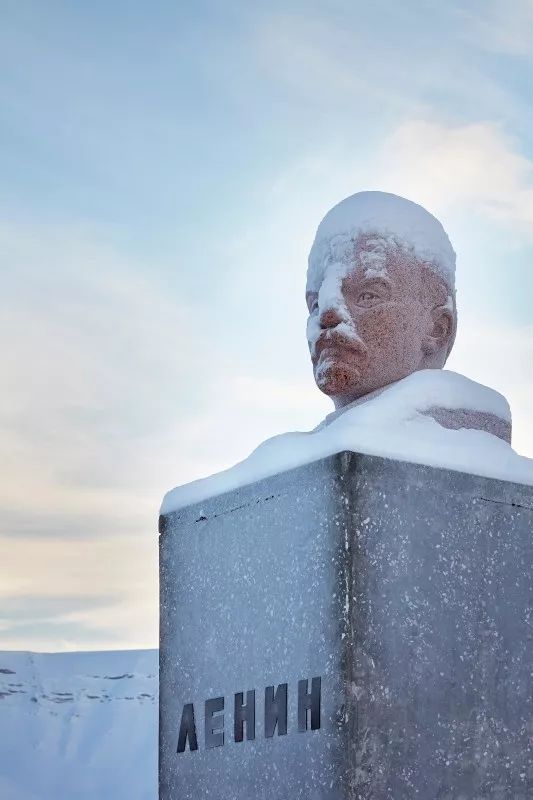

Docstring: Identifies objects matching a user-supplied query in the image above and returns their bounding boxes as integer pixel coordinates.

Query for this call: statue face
[306,232,452,407]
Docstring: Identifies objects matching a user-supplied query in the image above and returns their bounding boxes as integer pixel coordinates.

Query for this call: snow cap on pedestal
[307,191,456,293]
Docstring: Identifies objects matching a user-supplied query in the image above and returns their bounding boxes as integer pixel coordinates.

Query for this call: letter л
[177,703,198,753]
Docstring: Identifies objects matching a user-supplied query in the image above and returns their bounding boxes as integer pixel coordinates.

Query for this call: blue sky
[1,0,533,651]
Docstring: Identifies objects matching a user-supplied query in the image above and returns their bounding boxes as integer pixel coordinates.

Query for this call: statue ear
[423,306,453,355]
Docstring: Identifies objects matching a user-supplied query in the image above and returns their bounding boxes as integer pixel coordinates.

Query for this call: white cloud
[250,118,533,255]
[375,120,533,233]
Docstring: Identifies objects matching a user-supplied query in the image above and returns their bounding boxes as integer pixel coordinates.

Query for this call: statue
[159,190,533,800]
[162,190,532,513]
[306,191,511,444]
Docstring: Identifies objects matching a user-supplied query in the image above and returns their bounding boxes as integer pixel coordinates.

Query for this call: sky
[1,0,533,652]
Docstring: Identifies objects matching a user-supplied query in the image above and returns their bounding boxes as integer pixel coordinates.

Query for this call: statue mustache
[313,329,368,363]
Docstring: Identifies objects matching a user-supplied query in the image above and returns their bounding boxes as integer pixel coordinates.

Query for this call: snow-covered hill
[0,649,158,800]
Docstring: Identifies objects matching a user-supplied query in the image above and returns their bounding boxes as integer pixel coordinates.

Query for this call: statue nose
[319,307,343,329]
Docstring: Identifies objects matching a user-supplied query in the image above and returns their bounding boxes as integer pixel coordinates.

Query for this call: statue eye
[355,280,391,306]
[310,299,319,313]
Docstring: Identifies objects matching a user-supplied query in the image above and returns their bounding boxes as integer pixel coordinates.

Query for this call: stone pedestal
[159,453,533,799]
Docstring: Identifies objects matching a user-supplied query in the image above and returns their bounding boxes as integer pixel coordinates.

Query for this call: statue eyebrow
[355,275,392,289]
[361,275,391,283]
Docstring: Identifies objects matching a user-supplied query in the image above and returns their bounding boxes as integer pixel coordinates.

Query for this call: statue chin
[315,360,361,398]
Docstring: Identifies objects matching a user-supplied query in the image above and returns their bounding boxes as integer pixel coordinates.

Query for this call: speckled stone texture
[159,454,533,799]
[305,230,457,409]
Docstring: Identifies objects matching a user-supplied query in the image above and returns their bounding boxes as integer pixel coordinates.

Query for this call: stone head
[306,191,457,408]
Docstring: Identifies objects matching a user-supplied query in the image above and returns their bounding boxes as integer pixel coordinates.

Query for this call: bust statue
[306,191,456,407]
[162,190,533,514]
[306,191,510,444]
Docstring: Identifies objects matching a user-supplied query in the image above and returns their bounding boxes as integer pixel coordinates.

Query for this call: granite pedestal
[159,453,533,799]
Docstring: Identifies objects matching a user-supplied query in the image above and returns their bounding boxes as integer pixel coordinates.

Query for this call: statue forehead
[307,191,456,295]
[307,232,422,293]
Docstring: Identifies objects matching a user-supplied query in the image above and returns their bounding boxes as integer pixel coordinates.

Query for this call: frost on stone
[307,191,456,295]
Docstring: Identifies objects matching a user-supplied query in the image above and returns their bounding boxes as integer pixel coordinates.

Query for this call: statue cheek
[356,308,399,345]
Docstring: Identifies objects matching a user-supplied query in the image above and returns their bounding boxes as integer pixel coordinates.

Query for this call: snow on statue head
[306,191,457,408]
